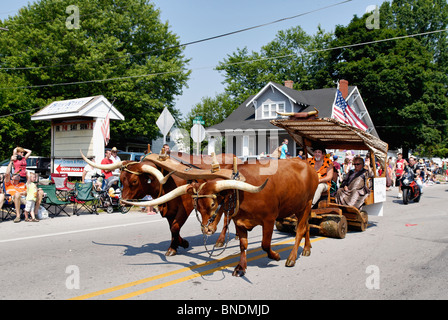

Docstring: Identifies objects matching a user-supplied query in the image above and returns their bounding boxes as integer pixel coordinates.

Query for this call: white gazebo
[31,95,124,177]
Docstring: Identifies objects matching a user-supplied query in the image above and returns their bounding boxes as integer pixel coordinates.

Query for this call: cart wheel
[320,215,347,239]
[106,206,114,214]
[358,211,369,231]
[275,219,296,234]
[119,205,131,214]
[275,220,285,232]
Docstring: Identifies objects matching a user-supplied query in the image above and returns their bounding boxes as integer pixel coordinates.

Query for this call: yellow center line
[70,236,325,300]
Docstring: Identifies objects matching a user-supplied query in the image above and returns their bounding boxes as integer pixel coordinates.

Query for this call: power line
[0,0,352,71]
[1,28,447,91]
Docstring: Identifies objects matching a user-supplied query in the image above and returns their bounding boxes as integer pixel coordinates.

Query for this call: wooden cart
[271,116,388,239]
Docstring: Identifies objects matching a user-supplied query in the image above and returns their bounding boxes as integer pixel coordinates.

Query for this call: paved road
[1,183,447,301]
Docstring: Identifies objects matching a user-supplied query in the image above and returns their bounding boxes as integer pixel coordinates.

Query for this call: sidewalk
[0,203,144,223]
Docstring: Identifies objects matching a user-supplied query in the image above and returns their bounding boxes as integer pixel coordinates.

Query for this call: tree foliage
[329,0,448,154]
[0,0,189,159]
[215,0,448,156]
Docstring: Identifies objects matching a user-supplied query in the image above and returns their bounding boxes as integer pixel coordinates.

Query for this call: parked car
[0,156,51,177]
[117,151,145,162]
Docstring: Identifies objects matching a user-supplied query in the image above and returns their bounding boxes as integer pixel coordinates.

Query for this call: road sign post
[156,107,175,145]
[191,123,206,155]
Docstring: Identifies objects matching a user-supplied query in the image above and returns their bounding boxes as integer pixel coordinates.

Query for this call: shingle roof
[210,82,355,131]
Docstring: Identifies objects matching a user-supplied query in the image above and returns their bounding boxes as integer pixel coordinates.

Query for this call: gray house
[209,80,377,158]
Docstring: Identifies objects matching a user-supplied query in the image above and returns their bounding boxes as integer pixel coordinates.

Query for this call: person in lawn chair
[0,157,43,222]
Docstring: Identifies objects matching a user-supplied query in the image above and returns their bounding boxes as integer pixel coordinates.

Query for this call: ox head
[121,178,268,235]
[80,151,172,201]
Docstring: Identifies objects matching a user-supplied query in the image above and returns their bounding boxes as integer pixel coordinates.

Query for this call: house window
[242,135,256,157]
[262,102,286,119]
[263,104,270,118]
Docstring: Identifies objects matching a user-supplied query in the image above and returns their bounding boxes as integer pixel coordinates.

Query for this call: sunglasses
[354,163,363,166]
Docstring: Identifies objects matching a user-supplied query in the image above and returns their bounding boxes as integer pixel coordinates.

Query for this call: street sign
[156,107,175,136]
[191,123,206,155]
[191,123,206,143]
[156,107,175,144]
[193,116,204,125]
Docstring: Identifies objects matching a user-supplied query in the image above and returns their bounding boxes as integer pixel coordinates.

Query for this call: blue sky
[0,0,387,118]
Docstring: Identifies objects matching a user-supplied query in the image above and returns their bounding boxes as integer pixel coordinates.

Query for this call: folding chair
[50,173,74,200]
[71,182,98,216]
[1,184,25,221]
[39,184,71,217]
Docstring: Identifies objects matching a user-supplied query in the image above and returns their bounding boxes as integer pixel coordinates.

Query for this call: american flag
[101,113,110,146]
[332,90,368,131]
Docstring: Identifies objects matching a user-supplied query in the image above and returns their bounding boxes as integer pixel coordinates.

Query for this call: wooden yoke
[144,153,246,182]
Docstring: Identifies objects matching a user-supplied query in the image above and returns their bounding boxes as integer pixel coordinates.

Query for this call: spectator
[332,155,341,185]
[163,143,170,155]
[335,155,372,208]
[307,145,333,207]
[23,172,40,222]
[110,147,121,176]
[279,139,288,159]
[395,153,406,198]
[342,157,352,180]
[1,157,43,223]
[82,157,102,190]
[12,147,32,183]
[0,174,5,218]
[101,150,113,180]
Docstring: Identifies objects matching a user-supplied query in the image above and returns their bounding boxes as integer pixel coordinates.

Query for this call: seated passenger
[335,156,371,208]
[307,145,333,207]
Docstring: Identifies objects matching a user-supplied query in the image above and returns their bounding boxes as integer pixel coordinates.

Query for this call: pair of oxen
[83,152,318,277]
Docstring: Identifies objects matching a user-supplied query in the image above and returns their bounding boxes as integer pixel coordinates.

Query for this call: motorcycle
[401,168,421,205]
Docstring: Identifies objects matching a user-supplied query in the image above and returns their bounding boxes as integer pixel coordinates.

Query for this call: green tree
[181,92,237,129]
[328,0,448,154]
[0,0,190,159]
[217,26,333,105]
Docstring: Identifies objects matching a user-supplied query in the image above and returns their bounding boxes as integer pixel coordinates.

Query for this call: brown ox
[82,152,238,256]
[125,158,318,277]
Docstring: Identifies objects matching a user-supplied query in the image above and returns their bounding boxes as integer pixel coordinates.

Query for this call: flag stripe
[101,113,110,145]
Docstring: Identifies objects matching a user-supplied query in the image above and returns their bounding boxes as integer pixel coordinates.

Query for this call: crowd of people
[2,142,447,223]
[269,138,447,208]
[0,145,144,223]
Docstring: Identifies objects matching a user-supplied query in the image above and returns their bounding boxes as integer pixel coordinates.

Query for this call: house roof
[210,82,356,131]
[31,95,125,121]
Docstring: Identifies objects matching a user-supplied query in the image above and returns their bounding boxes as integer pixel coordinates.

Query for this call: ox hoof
[165,248,177,256]
[232,266,246,277]
[214,241,224,248]
[285,259,296,268]
[268,251,281,261]
[180,239,189,249]
[302,249,311,257]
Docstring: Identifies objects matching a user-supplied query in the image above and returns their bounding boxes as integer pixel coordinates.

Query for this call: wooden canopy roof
[271,117,388,167]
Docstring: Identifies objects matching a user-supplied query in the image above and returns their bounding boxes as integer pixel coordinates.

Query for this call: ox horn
[121,184,189,207]
[140,164,174,185]
[80,150,123,170]
[80,150,170,184]
[214,179,269,193]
